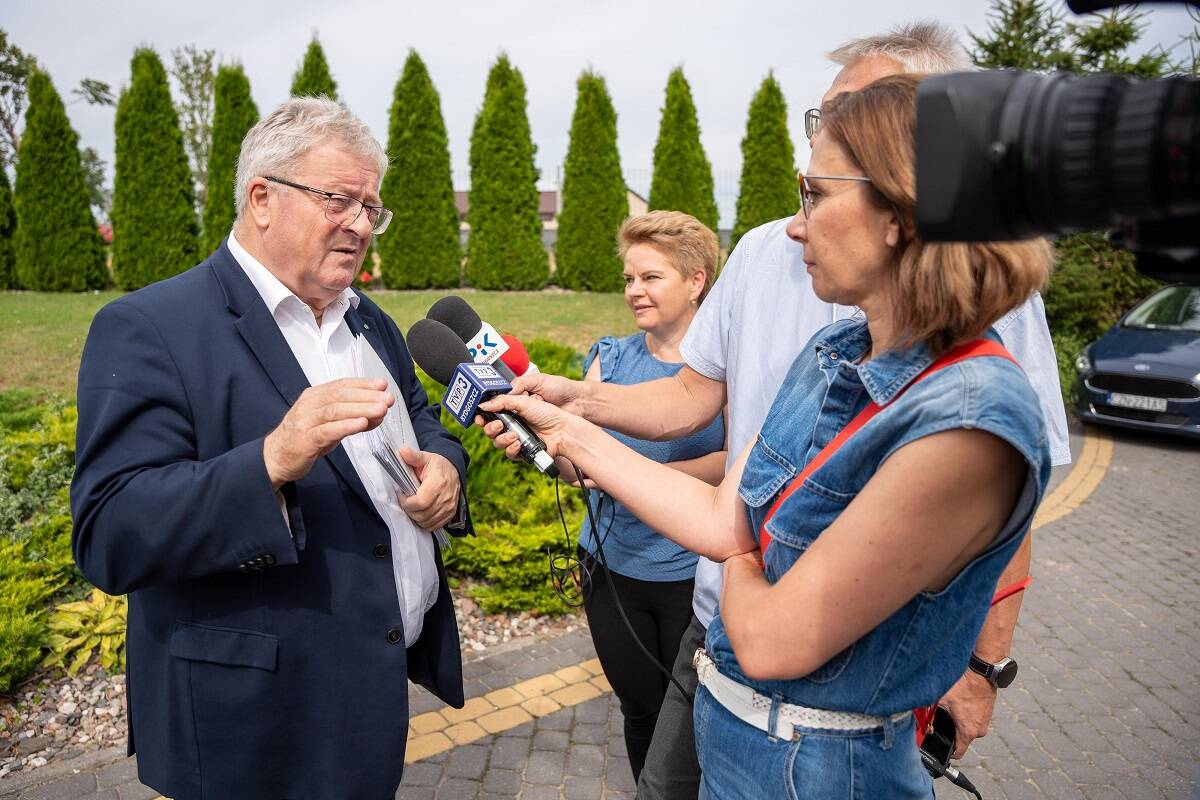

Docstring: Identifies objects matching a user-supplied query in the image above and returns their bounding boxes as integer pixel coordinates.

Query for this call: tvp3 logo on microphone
[442,363,512,427]
[467,322,510,364]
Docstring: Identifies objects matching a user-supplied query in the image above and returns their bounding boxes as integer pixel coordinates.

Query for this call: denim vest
[705,317,1050,715]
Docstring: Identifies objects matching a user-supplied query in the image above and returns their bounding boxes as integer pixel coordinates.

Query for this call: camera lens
[916,71,1200,241]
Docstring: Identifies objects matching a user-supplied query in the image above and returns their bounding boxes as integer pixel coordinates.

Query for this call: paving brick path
[3,422,1198,800]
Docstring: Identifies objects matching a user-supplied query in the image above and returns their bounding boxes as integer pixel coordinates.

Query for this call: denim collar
[812,318,938,406]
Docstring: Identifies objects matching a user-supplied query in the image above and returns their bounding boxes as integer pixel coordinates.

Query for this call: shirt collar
[811,317,937,406]
[226,232,360,318]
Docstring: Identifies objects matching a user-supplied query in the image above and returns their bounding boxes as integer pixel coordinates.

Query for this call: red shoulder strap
[758,339,1017,557]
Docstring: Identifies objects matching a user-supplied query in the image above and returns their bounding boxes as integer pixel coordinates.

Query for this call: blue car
[1072,283,1200,439]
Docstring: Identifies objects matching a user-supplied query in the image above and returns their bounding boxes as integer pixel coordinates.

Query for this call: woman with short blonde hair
[616,210,719,304]
[574,209,725,783]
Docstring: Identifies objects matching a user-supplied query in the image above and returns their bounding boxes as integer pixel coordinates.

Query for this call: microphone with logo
[427,296,516,380]
[407,318,559,478]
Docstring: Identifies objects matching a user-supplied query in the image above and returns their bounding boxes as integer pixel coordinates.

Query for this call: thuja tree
[465,55,547,290]
[378,50,460,289]
[202,64,258,254]
[648,68,717,232]
[111,48,199,289]
[13,70,106,290]
[290,35,338,100]
[555,70,626,292]
[0,168,15,288]
[730,73,796,250]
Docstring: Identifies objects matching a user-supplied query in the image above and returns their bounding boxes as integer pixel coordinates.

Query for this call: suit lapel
[212,243,375,512]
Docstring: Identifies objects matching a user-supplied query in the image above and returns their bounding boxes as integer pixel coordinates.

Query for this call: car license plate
[1108,392,1167,412]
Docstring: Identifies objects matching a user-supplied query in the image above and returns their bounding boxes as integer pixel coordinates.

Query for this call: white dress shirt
[228,233,439,647]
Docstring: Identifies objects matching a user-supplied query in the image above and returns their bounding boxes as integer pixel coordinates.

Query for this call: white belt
[693,649,910,740]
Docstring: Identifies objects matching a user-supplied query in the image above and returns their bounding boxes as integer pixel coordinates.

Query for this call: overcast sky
[6,1,1195,226]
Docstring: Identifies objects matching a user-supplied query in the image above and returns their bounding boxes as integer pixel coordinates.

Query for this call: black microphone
[407,318,558,478]
[427,296,517,381]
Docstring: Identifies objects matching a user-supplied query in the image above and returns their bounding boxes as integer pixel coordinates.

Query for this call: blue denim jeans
[693,685,934,799]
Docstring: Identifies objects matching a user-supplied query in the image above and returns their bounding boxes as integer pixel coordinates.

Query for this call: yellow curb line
[405,658,609,763]
[1031,427,1113,531]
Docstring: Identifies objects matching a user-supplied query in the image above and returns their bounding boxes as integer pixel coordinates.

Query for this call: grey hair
[234,95,388,218]
[827,20,972,75]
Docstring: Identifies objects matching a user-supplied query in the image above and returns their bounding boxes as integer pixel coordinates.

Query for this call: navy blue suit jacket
[71,243,468,800]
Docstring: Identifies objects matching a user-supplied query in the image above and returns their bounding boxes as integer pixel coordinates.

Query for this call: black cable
[921,752,984,799]
[566,460,695,705]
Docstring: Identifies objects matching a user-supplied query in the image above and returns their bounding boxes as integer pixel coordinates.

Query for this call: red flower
[358,270,372,285]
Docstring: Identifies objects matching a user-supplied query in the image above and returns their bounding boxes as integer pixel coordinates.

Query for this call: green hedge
[418,339,586,613]
[0,393,78,692]
[202,65,258,255]
[731,73,797,251]
[378,50,461,289]
[0,168,17,290]
[0,338,589,690]
[465,56,549,290]
[111,48,200,289]
[13,70,107,292]
[648,68,718,232]
[554,71,627,293]
[1044,232,1160,404]
[290,36,338,100]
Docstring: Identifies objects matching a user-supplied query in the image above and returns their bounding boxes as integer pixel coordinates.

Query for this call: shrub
[465,55,548,290]
[417,340,587,614]
[202,64,258,254]
[648,68,718,232]
[1044,232,1160,343]
[378,50,461,289]
[13,70,107,291]
[555,71,627,293]
[0,400,79,584]
[0,538,59,693]
[731,73,797,251]
[0,167,16,289]
[446,519,574,615]
[111,48,200,289]
[1053,330,1089,404]
[41,588,127,677]
[290,35,338,100]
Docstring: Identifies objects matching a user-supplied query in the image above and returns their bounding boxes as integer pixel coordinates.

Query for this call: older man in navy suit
[71,97,470,800]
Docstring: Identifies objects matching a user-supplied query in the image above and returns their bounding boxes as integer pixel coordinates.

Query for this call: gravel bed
[0,596,583,779]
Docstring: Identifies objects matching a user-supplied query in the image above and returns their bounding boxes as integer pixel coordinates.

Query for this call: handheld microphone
[407,318,558,478]
[427,296,514,380]
[499,334,539,377]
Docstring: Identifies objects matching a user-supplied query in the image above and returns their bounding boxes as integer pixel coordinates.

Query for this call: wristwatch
[968,654,1018,688]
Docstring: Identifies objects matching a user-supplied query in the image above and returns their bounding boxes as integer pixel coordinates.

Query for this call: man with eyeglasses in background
[512,21,1069,799]
[71,97,472,800]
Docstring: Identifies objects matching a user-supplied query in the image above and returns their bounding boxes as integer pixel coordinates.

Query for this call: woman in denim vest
[481,74,1052,798]
[574,211,726,781]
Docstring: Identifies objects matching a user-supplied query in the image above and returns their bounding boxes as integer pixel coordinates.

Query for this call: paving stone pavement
[3,421,1198,799]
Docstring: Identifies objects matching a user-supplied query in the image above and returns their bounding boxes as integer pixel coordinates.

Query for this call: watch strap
[968,653,996,684]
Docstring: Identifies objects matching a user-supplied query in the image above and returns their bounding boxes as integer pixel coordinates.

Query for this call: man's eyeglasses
[798,173,874,219]
[265,176,393,235]
[804,107,821,140]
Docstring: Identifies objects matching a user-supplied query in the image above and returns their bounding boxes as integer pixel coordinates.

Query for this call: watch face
[995,659,1018,689]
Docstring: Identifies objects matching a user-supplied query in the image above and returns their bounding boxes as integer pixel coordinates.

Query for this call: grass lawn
[0,289,638,397]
